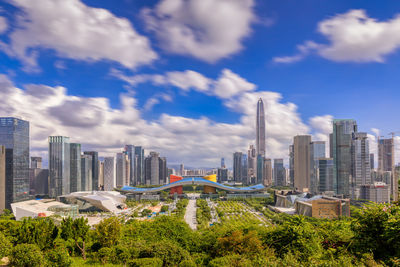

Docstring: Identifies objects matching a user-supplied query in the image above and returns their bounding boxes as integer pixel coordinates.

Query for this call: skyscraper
[83,151,99,190]
[103,157,115,191]
[81,154,92,191]
[310,141,326,194]
[159,156,167,184]
[274,158,285,186]
[31,157,42,169]
[256,154,264,184]
[378,138,397,201]
[233,152,243,182]
[318,158,334,193]
[0,117,30,209]
[289,145,294,186]
[332,119,357,197]
[49,136,70,197]
[293,135,311,192]
[241,154,248,184]
[256,98,266,157]
[247,145,256,182]
[29,156,49,196]
[70,143,81,193]
[180,164,185,176]
[116,152,127,188]
[124,145,135,185]
[145,152,161,185]
[351,132,371,198]
[263,158,273,186]
[0,146,5,212]
[134,146,144,185]
[221,158,225,168]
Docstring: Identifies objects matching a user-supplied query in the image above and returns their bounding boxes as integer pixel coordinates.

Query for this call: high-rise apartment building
[0,117,30,209]
[293,135,311,192]
[378,138,397,201]
[81,155,92,191]
[351,132,371,198]
[332,119,357,196]
[70,143,81,193]
[103,157,115,191]
[31,157,42,169]
[0,146,5,212]
[83,151,99,190]
[233,152,243,182]
[256,98,266,157]
[274,159,285,186]
[263,158,273,186]
[49,136,70,197]
[370,154,375,170]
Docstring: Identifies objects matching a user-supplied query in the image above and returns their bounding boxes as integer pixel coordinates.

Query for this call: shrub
[45,247,72,267]
[0,232,11,258]
[9,243,44,267]
[128,257,163,267]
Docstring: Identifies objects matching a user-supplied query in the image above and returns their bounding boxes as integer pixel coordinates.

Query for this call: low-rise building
[360,182,390,203]
[11,199,78,220]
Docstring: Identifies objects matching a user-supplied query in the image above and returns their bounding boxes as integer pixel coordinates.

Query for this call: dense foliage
[1,201,400,266]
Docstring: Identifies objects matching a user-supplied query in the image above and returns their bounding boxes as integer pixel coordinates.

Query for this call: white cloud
[111,68,256,98]
[0,74,313,167]
[5,0,157,70]
[275,9,400,63]
[141,0,255,62]
[143,93,173,111]
[0,16,7,34]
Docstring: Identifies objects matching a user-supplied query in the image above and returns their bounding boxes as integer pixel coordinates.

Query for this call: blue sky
[0,0,399,167]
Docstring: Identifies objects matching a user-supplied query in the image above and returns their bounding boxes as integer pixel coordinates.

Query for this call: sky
[0,0,400,168]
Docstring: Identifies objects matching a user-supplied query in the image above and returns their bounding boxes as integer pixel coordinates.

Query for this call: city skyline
[0,0,400,167]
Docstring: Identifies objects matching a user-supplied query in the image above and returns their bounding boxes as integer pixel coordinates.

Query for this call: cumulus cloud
[141,0,255,62]
[5,0,157,70]
[0,74,314,167]
[274,9,400,63]
[0,16,7,34]
[111,68,256,99]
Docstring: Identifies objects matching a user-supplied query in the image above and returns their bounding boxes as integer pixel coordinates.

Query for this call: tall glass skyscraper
[256,98,266,157]
[233,152,243,182]
[134,146,144,185]
[83,151,99,190]
[332,119,357,197]
[351,133,371,198]
[124,145,135,185]
[49,136,70,197]
[81,154,92,191]
[274,158,285,186]
[0,117,30,209]
[70,143,81,193]
[318,158,334,193]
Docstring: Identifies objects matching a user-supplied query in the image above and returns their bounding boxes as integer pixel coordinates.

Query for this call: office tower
[180,164,185,176]
[360,182,390,203]
[81,155,92,191]
[289,145,294,186]
[247,145,257,182]
[124,145,135,185]
[145,152,161,185]
[274,159,285,186]
[69,143,81,193]
[256,98,266,157]
[263,158,273,186]
[159,157,167,184]
[221,158,225,168]
[332,119,357,196]
[329,133,333,158]
[233,152,243,182]
[83,151,99,190]
[256,154,264,184]
[293,135,311,192]
[103,157,115,191]
[317,158,334,193]
[31,157,42,169]
[99,161,104,190]
[116,152,127,187]
[370,154,374,170]
[49,136,70,197]
[351,133,371,198]
[0,146,5,212]
[134,146,144,185]
[310,141,326,194]
[0,117,30,209]
[241,154,248,184]
[217,168,228,182]
[378,138,397,201]
[29,168,49,196]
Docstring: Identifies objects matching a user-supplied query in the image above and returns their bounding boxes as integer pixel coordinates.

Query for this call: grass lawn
[71,257,123,267]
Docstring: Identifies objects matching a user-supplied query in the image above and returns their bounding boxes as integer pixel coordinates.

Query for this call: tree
[14,218,58,250]
[94,217,122,248]
[141,209,152,217]
[9,243,44,267]
[160,205,169,213]
[60,217,90,260]
[45,247,72,267]
[0,232,11,258]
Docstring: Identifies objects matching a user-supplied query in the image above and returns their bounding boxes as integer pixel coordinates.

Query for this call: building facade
[293,135,311,192]
[310,141,326,194]
[256,98,266,157]
[0,117,30,209]
[134,146,144,185]
[116,152,127,188]
[0,146,5,212]
[247,145,257,182]
[145,152,161,185]
[263,158,273,186]
[317,158,334,193]
[233,152,243,182]
[83,151,99,190]
[81,155,92,191]
[351,132,371,199]
[49,136,70,197]
[31,157,42,169]
[70,143,81,193]
[274,158,285,186]
[103,157,115,191]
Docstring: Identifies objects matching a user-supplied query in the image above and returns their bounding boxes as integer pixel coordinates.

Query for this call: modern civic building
[0,117,30,209]
[332,119,357,197]
[83,151,99,190]
[70,143,81,193]
[49,136,70,197]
